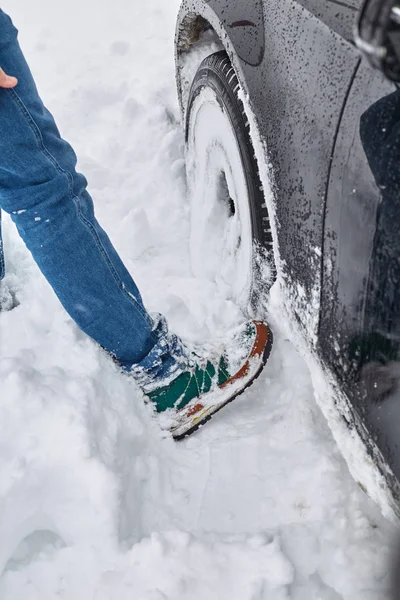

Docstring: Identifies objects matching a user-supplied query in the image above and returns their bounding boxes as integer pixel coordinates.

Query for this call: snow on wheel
[185,51,273,310]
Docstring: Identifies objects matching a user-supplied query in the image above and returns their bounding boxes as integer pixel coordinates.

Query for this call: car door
[319,60,399,477]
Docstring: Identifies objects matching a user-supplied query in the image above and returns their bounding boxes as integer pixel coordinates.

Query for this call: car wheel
[185,50,274,310]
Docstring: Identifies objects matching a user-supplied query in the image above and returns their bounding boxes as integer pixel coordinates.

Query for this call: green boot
[148,355,231,412]
[145,320,273,440]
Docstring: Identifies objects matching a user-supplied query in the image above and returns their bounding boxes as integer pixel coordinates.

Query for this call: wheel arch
[175,0,265,118]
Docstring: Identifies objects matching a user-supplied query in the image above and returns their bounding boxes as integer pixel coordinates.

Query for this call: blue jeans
[0,10,188,386]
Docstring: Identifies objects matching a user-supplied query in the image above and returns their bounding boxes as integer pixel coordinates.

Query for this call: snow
[187,85,254,307]
[0,0,396,598]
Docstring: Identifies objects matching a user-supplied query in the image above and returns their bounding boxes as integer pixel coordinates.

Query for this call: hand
[0,67,17,88]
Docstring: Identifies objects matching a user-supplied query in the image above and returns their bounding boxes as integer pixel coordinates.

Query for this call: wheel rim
[186,87,253,308]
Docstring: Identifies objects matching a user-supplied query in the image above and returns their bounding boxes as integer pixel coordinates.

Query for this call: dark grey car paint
[209,0,265,66]
[295,0,360,40]
[176,0,400,503]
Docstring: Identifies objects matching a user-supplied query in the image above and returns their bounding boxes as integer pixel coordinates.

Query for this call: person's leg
[0,9,188,380]
[0,10,273,433]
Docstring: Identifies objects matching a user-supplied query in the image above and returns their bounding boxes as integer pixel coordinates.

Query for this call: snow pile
[0,0,396,598]
[3,532,294,600]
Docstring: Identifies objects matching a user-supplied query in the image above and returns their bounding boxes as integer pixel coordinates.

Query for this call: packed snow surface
[0,0,396,598]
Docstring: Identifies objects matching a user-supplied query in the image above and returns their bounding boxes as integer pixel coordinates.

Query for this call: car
[174,0,400,517]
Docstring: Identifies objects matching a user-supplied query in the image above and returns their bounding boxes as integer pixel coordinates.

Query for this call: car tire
[185,50,274,311]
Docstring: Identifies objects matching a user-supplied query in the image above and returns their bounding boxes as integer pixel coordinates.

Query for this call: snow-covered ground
[0,1,396,598]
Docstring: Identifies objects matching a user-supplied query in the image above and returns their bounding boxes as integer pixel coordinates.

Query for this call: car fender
[175,0,265,115]
[176,0,265,66]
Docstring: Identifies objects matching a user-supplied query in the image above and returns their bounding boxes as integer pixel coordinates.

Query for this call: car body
[175,0,400,514]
